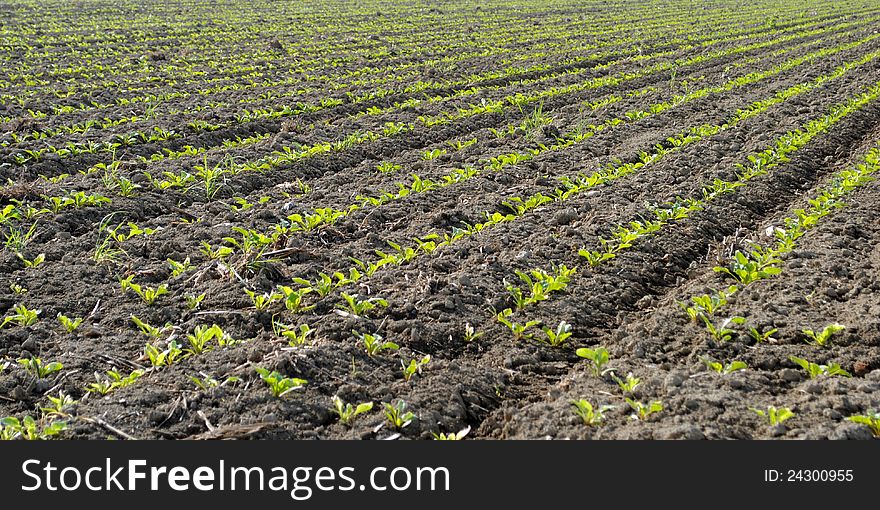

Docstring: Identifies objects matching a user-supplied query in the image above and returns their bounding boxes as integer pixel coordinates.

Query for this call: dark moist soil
[2,4,880,441]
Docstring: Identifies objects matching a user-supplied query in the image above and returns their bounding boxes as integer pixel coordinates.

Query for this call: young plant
[185,293,206,310]
[401,355,431,382]
[331,395,373,426]
[847,411,880,437]
[433,426,471,440]
[40,392,77,417]
[120,276,168,305]
[1,304,40,328]
[57,313,83,333]
[571,399,614,426]
[144,340,184,367]
[750,406,795,426]
[18,357,63,379]
[189,373,240,391]
[802,323,845,347]
[185,325,222,355]
[86,369,145,395]
[539,321,573,347]
[244,288,283,311]
[789,356,851,378]
[167,257,193,277]
[463,322,483,342]
[701,315,745,342]
[714,250,781,284]
[355,330,399,357]
[16,252,45,269]
[611,372,641,393]
[338,293,388,317]
[0,416,67,440]
[383,400,415,430]
[748,326,778,343]
[130,315,167,339]
[273,320,313,347]
[495,308,540,340]
[702,358,748,375]
[576,346,611,376]
[626,399,663,421]
[254,367,307,397]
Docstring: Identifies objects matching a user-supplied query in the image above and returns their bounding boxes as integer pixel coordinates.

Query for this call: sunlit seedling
[18,358,63,379]
[847,411,880,437]
[789,356,850,378]
[576,346,611,376]
[255,367,307,397]
[626,398,663,421]
[571,399,614,426]
[57,313,83,333]
[383,400,415,430]
[401,355,431,382]
[331,395,373,426]
[354,330,399,357]
[702,358,747,375]
[750,406,794,426]
[802,323,845,347]
[433,426,471,440]
[611,372,641,393]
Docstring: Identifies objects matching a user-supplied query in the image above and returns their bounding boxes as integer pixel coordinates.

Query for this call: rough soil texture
[1,0,880,440]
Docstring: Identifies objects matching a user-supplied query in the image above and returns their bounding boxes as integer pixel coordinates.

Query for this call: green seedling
[331,396,373,426]
[789,356,851,378]
[847,411,880,437]
[86,369,145,395]
[244,288,283,311]
[273,320,313,347]
[383,400,415,430]
[702,358,748,375]
[401,355,431,382]
[255,367,307,397]
[119,276,168,305]
[463,322,483,342]
[750,406,795,426]
[376,161,402,174]
[144,341,184,367]
[802,323,845,347]
[200,241,234,260]
[1,304,40,328]
[495,308,540,340]
[433,426,471,440]
[185,293,206,310]
[701,315,745,342]
[130,315,167,339]
[189,373,240,391]
[16,252,45,269]
[626,399,663,420]
[18,358,63,379]
[338,292,388,317]
[185,325,222,355]
[714,250,781,284]
[167,257,193,277]
[355,330,399,357]
[0,416,67,440]
[9,283,27,294]
[748,326,778,343]
[277,286,314,313]
[571,399,614,426]
[40,392,77,417]
[576,346,611,376]
[677,285,737,321]
[57,313,83,333]
[539,320,573,347]
[611,372,641,393]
